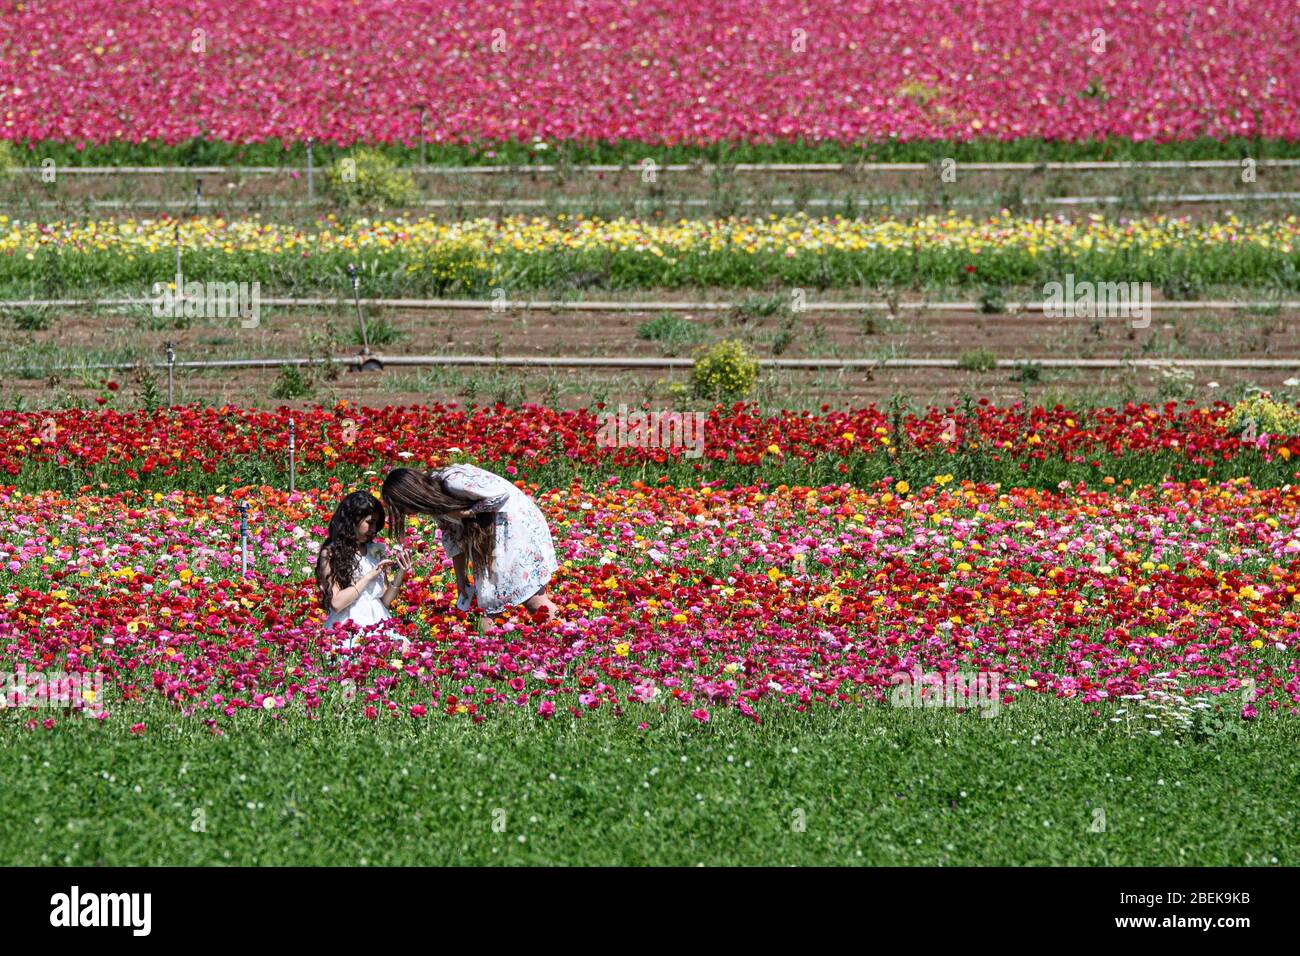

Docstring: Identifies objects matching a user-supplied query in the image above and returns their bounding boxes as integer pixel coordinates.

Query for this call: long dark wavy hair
[315,491,386,611]
[382,467,497,575]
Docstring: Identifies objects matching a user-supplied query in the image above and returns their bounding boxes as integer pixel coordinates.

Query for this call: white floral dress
[431,464,558,614]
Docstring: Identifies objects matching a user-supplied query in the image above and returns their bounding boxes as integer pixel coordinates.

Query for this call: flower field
[4,212,1300,296]
[4,474,1300,729]
[3,400,1300,733]
[1,0,1296,148]
[3,399,1298,490]
[5,1,1300,873]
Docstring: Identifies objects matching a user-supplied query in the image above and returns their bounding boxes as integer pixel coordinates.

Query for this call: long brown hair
[316,491,385,611]
[382,467,497,574]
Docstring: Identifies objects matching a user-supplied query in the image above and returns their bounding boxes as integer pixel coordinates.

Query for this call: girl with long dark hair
[382,465,558,618]
[315,491,412,642]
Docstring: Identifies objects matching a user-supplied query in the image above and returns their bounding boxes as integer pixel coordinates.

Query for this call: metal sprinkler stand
[305,137,315,203]
[237,501,249,578]
[165,341,176,406]
[287,418,296,495]
[347,263,384,372]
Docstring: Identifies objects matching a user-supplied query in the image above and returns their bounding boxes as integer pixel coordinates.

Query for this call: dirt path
[4,298,1295,409]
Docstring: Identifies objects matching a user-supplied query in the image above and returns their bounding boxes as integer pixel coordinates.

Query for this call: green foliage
[958,348,998,372]
[9,306,52,331]
[1220,392,1300,437]
[351,316,404,348]
[978,284,1006,314]
[4,241,1300,300]
[24,137,1300,169]
[406,247,494,295]
[691,338,759,401]
[771,315,797,356]
[136,371,162,413]
[1159,272,1205,301]
[730,293,789,322]
[1,702,1297,865]
[0,140,17,173]
[269,365,313,400]
[637,311,705,356]
[1010,361,1042,383]
[323,148,420,209]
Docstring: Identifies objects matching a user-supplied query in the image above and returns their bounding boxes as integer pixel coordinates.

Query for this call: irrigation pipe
[6,160,1300,175]
[9,355,1300,374]
[2,298,1297,312]
[16,191,1300,210]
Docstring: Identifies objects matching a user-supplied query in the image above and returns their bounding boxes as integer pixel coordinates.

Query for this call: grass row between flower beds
[9,137,1300,169]
[2,701,1296,866]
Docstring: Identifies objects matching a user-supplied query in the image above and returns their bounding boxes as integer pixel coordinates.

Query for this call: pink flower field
[1,0,1295,147]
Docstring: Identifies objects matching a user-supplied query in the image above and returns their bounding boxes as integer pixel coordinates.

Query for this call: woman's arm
[318,549,389,613]
[451,551,469,591]
[443,468,512,516]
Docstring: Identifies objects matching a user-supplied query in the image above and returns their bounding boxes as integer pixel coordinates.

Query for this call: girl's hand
[390,548,414,573]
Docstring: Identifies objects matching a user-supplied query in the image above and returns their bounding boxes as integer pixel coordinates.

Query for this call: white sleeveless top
[324,542,391,631]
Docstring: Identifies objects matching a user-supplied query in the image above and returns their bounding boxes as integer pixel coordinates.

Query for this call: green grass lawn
[2,701,1295,866]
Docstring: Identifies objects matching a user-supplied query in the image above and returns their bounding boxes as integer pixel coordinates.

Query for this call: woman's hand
[389,547,414,575]
[455,581,476,612]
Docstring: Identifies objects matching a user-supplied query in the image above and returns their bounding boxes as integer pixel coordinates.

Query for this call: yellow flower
[615,642,630,657]
[895,480,910,494]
